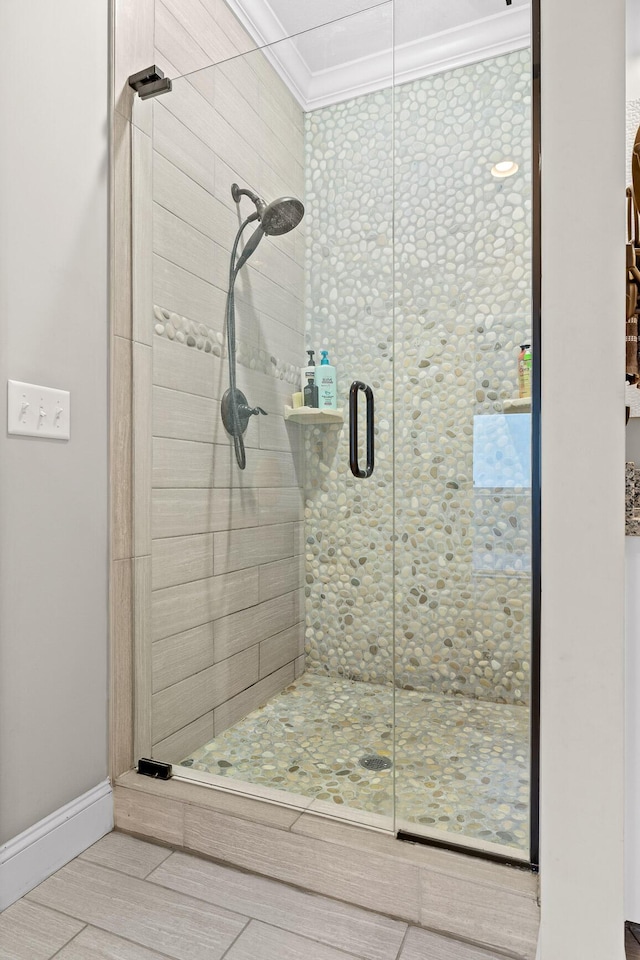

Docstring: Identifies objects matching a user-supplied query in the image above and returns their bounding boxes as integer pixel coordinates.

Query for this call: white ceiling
[225,0,531,110]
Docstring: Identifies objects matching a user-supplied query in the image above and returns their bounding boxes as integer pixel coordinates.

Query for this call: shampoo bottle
[316,350,337,409]
[303,372,318,408]
[518,343,532,399]
[301,350,315,393]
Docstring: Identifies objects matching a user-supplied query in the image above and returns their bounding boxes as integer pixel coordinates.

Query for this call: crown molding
[224,1,531,111]
[223,0,311,106]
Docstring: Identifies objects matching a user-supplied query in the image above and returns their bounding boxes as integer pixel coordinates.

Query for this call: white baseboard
[0,779,113,911]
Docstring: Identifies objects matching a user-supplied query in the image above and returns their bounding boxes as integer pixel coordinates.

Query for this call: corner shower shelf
[284,406,344,424]
[502,398,531,414]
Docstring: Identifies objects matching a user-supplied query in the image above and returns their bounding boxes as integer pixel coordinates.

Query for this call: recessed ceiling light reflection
[491,160,519,179]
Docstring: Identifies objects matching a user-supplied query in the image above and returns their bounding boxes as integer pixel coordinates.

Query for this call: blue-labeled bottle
[316,350,337,409]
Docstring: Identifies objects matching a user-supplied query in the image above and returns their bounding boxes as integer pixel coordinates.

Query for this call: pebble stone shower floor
[182,674,530,853]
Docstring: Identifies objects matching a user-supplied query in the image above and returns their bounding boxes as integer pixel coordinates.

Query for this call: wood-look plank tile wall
[146,0,307,763]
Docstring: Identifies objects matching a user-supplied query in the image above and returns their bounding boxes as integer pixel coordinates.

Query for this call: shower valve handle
[238,403,268,418]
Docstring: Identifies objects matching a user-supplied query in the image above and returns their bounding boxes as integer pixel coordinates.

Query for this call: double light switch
[7,380,70,440]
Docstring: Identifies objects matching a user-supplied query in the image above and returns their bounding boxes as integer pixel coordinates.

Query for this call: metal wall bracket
[128,65,172,100]
[137,757,172,780]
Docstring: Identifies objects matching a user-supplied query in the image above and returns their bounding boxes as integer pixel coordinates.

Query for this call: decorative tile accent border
[153,305,301,385]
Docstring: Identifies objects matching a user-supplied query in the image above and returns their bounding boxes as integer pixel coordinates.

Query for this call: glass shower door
[132,0,536,859]
[303,65,395,821]
[391,38,534,859]
[145,4,398,828]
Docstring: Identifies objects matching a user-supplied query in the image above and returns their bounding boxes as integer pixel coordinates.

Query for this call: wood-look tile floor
[0,831,514,960]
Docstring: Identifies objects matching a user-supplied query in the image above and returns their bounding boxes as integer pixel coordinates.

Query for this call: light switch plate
[8,380,70,440]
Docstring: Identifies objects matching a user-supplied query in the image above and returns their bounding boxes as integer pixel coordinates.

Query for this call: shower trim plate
[221,388,267,437]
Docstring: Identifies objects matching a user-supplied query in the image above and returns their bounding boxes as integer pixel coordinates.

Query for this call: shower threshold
[178,674,530,855]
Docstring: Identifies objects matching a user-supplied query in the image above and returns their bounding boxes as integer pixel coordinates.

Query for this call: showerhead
[225,184,304,471]
[231,183,304,237]
[260,197,305,236]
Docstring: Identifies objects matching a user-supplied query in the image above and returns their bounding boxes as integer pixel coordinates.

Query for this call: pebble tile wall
[626,461,640,535]
[303,51,533,706]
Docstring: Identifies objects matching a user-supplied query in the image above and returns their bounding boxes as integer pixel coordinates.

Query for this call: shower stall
[130,0,537,865]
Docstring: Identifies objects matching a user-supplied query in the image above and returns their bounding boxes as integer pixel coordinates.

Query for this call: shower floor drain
[359,754,392,771]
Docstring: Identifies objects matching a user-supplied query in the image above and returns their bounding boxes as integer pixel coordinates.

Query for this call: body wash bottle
[316,350,337,409]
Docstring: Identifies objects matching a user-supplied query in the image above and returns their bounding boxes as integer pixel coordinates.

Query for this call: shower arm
[231,184,267,220]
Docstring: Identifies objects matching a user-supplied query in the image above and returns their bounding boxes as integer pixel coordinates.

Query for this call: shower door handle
[349,381,374,478]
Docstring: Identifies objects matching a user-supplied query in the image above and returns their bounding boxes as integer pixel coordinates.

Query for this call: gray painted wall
[538,0,626,954]
[0,0,109,843]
